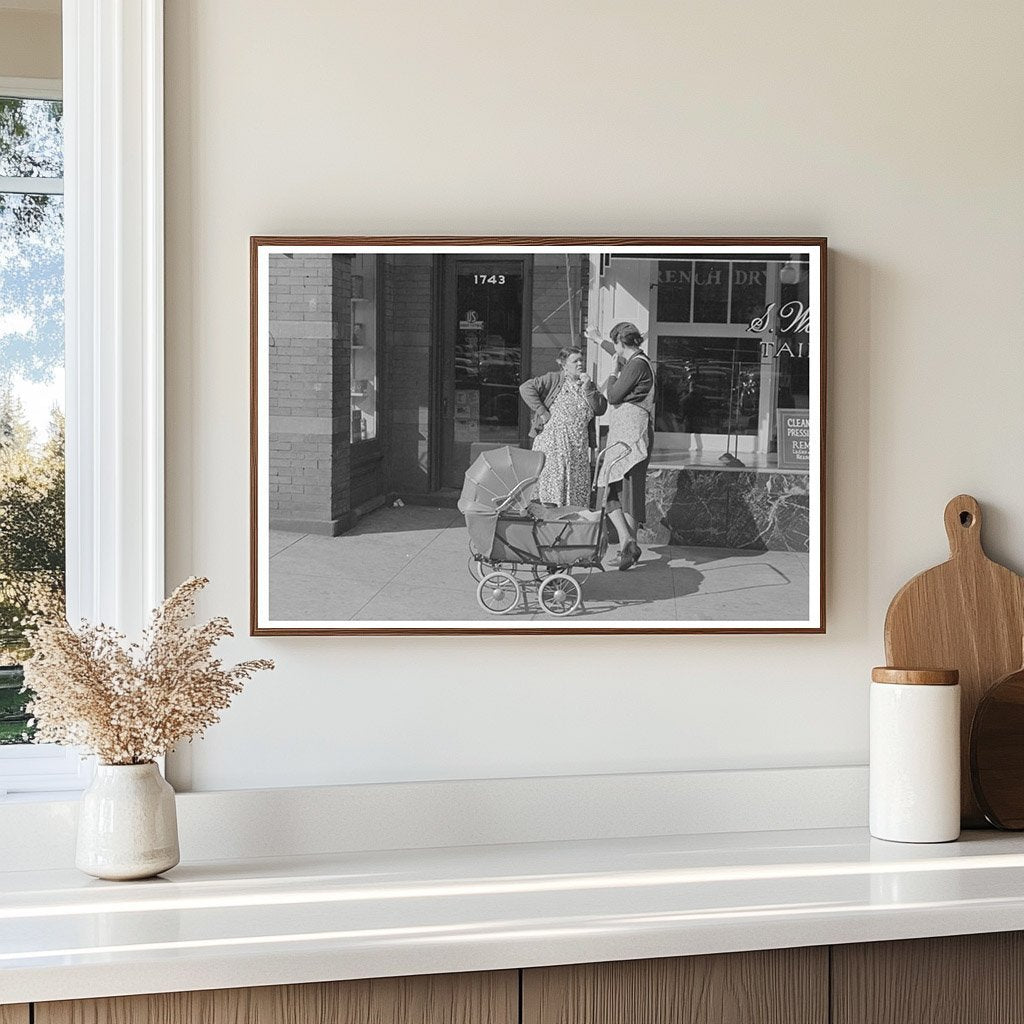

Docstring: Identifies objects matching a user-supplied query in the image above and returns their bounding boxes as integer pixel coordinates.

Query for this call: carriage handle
[493,476,541,514]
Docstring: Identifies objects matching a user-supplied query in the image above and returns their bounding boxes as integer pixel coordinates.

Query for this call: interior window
[0,94,65,745]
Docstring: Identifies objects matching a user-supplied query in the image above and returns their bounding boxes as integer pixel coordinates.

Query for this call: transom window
[656,258,772,325]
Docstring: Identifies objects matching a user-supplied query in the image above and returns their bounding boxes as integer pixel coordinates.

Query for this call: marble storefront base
[641,467,810,552]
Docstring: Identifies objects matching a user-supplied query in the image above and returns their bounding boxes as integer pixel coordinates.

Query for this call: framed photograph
[250,237,826,635]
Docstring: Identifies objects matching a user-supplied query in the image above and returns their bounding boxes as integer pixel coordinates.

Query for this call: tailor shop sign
[777,409,811,470]
[749,301,812,359]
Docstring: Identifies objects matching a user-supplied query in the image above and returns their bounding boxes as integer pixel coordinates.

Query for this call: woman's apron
[596,354,656,488]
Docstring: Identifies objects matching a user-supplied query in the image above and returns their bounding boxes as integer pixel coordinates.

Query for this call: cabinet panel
[523,948,828,1024]
[0,1007,29,1024]
[36,971,517,1024]
[832,932,1024,1024]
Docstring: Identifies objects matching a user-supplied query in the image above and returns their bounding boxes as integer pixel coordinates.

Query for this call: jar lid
[871,667,959,686]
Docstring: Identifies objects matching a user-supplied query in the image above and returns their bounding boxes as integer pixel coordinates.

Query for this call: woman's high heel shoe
[617,540,642,571]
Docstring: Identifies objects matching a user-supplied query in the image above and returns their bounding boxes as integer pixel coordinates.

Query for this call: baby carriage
[458,445,620,616]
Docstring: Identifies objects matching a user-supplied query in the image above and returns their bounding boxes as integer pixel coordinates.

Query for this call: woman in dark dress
[595,322,655,570]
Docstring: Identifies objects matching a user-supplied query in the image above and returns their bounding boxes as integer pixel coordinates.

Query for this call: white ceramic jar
[870,667,961,843]
[76,762,180,880]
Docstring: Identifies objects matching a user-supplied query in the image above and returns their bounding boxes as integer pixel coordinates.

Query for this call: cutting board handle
[944,494,983,558]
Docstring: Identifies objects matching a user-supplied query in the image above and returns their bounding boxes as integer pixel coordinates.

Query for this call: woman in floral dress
[520,348,606,507]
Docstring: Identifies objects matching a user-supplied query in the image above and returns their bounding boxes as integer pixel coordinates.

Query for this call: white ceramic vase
[76,762,180,880]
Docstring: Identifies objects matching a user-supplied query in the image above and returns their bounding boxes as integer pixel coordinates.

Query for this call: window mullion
[64,0,164,634]
[0,176,64,195]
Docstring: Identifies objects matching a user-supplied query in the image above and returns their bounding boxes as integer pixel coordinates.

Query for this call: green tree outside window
[0,95,65,743]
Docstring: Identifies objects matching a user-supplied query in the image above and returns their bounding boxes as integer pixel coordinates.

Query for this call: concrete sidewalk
[268,504,810,623]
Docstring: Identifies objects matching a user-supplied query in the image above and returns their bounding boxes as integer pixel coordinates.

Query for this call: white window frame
[0,75,84,796]
[0,0,164,797]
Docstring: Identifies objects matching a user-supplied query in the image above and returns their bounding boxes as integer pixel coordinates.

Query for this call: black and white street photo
[252,240,824,633]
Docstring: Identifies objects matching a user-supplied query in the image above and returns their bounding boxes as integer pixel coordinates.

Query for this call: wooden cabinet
[34,972,517,1024]
[522,948,828,1024]
[13,933,1024,1024]
[832,932,1024,1024]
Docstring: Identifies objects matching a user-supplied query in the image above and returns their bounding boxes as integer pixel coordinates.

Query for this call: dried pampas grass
[23,577,274,765]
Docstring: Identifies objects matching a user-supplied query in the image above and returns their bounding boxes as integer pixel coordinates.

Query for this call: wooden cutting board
[884,494,1024,826]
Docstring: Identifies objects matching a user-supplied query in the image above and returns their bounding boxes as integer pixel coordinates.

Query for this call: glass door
[440,258,529,489]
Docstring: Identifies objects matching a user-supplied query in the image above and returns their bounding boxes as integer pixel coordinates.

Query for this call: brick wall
[268,253,588,516]
[268,253,352,533]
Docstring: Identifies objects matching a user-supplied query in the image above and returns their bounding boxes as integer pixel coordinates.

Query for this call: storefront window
[649,255,812,466]
[656,258,771,326]
[729,261,769,325]
[768,258,812,411]
[692,260,729,323]
[350,254,377,443]
[654,336,761,438]
[656,260,693,323]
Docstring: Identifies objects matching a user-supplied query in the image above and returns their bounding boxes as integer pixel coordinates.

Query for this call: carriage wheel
[538,573,582,617]
[468,555,488,582]
[477,571,522,615]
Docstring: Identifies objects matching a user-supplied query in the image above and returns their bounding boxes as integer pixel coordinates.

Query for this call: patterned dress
[533,377,593,507]
[595,354,656,525]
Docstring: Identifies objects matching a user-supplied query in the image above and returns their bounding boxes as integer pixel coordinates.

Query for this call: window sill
[0,745,94,798]
[0,789,86,804]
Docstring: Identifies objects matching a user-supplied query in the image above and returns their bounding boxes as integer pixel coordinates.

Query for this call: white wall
[164,0,1024,792]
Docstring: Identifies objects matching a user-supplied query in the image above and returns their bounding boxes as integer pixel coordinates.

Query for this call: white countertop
[4,826,1024,1005]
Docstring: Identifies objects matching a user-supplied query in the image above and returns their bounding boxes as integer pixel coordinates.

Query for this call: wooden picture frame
[251,237,827,635]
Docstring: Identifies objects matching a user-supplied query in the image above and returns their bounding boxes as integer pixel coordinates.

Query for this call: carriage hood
[458,445,545,517]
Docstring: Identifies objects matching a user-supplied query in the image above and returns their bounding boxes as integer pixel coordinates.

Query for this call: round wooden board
[971,664,1024,829]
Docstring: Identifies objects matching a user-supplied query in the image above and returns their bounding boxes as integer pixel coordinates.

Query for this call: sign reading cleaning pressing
[777,408,811,470]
